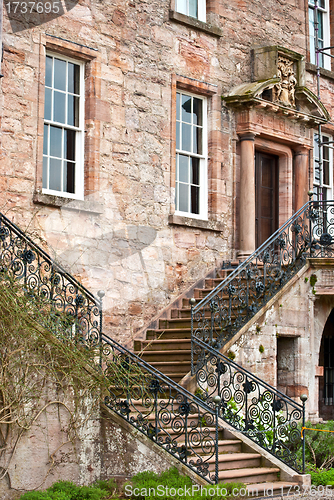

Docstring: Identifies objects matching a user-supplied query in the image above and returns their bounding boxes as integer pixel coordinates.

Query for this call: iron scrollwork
[102,335,219,483]
[0,212,101,346]
[191,200,334,351]
[193,338,303,472]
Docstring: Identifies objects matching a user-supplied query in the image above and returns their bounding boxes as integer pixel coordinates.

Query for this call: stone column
[294,146,309,212]
[238,133,256,258]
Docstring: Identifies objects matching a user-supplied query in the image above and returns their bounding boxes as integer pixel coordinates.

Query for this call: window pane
[65,162,75,193]
[191,185,200,214]
[193,126,202,155]
[68,63,80,94]
[178,183,188,212]
[176,0,187,15]
[50,126,62,158]
[324,161,330,186]
[64,129,76,161]
[189,0,197,18]
[182,123,191,152]
[43,156,48,189]
[67,95,79,127]
[54,58,66,91]
[44,88,52,121]
[176,92,180,121]
[43,124,48,155]
[179,154,189,183]
[54,91,66,124]
[181,95,192,123]
[176,121,180,150]
[49,158,62,191]
[193,98,202,126]
[45,56,53,88]
[318,11,324,40]
[191,157,199,185]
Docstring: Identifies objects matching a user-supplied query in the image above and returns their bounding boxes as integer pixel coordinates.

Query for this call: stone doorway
[255,151,279,247]
[277,336,296,397]
[319,308,334,420]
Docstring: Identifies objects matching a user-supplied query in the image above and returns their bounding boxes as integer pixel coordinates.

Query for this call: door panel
[255,152,279,247]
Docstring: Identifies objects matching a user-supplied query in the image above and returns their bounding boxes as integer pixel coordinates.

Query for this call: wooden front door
[255,152,279,247]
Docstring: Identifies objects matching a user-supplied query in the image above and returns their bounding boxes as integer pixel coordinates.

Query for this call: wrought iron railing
[102,334,221,484]
[0,211,222,484]
[193,337,304,472]
[0,211,101,343]
[191,200,334,353]
[0,209,311,477]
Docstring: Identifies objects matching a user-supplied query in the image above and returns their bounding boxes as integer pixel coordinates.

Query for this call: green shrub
[18,480,110,500]
[297,420,334,470]
[123,466,246,500]
[311,469,334,485]
[18,493,54,500]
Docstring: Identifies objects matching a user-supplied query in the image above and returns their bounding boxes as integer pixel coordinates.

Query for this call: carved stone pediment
[223,46,330,125]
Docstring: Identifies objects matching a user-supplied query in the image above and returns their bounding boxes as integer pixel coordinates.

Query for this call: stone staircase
[134,264,239,383]
[133,399,298,494]
[133,262,305,492]
[0,210,308,491]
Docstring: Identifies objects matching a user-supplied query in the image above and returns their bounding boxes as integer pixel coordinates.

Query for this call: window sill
[33,192,104,214]
[306,62,334,80]
[168,214,224,231]
[169,10,223,37]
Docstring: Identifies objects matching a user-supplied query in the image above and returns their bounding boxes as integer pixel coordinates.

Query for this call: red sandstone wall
[1,0,334,343]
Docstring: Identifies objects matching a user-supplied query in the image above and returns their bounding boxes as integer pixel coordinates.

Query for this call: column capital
[238,132,257,142]
[294,145,311,156]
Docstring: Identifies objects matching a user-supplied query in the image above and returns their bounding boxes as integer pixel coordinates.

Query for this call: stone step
[146,328,193,340]
[140,349,191,362]
[245,482,299,497]
[205,452,262,471]
[158,313,245,330]
[218,467,280,484]
[135,338,191,352]
[145,361,191,374]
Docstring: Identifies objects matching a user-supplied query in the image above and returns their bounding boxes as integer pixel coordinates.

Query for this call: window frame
[42,52,85,200]
[308,0,331,70]
[175,90,208,220]
[175,0,206,22]
[313,132,333,201]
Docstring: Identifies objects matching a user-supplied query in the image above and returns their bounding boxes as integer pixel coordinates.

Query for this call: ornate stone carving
[273,56,297,107]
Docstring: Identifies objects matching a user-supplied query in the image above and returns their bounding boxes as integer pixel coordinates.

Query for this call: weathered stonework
[221,260,334,421]
[1,0,333,344]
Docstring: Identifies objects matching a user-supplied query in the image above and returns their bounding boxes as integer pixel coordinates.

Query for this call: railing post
[184,398,188,464]
[190,298,196,375]
[272,397,276,454]
[213,395,221,485]
[300,394,308,474]
[97,290,105,369]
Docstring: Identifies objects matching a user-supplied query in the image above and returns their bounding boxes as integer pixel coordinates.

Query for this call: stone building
[1,0,334,492]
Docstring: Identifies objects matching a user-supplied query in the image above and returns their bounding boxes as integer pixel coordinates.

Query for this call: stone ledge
[33,192,104,214]
[306,62,334,81]
[169,10,223,37]
[168,214,224,231]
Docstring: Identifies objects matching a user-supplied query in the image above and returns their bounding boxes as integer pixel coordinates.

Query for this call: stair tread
[246,481,298,490]
[139,339,191,344]
[203,452,261,462]
[218,467,280,478]
[148,361,190,365]
[140,350,191,354]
